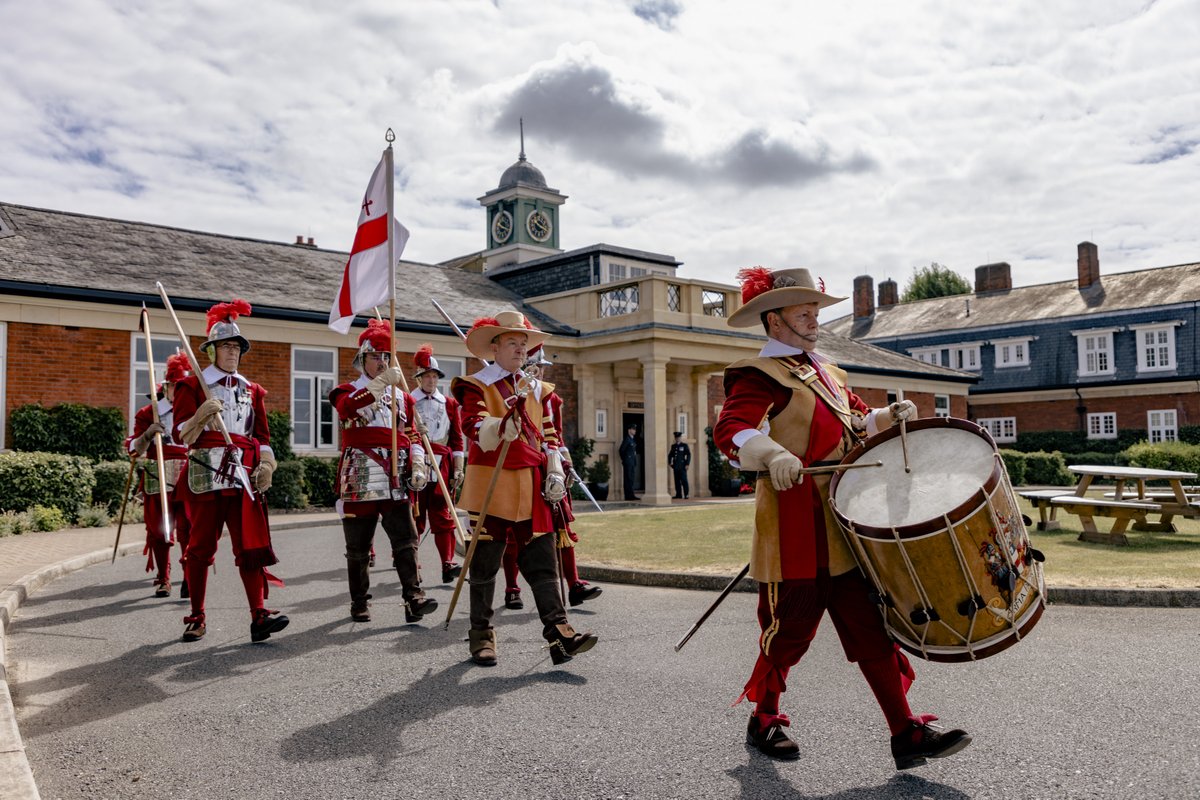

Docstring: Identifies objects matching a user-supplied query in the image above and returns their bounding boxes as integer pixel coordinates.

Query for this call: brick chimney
[295,235,304,245]
[1078,241,1100,288]
[974,262,1012,293]
[853,275,874,319]
[307,236,315,247]
[878,278,899,308]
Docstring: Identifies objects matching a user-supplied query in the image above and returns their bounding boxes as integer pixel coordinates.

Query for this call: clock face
[491,210,513,244]
[526,209,552,243]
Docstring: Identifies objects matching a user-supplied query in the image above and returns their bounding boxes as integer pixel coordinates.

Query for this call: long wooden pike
[110,455,138,563]
[139,304,172,541]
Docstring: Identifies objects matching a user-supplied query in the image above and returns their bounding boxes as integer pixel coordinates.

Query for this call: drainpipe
[1074,387,1086,435]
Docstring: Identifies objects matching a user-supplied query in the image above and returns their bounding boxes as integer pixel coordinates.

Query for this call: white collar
[473,363,543,401]
[758,338,827,365]
[352,374,369,390]
[202,364,249,386]
[412,387,445,403]
[157,397,172,416]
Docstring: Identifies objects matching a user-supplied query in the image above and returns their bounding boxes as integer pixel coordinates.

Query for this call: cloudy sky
[2,0,1197,318]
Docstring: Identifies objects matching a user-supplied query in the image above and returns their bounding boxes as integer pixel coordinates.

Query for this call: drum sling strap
[775,355,863,450]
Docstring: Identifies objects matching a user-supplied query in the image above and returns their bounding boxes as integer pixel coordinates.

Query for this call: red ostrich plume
[358,318,391,350]
[164,353,191,383]
[736,267,775,304]
[206,298,252,333]
[468,316,500,333]
[414,343,435,370]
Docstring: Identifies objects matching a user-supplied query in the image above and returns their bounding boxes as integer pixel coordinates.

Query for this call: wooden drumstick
[900,418,912,473]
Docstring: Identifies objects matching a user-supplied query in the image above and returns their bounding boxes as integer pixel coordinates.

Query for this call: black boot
[568,582,602,606]
[405,596,438,623]
[891,718,971,770]
[442,562,462,584]
[504,589,524,610]
[250,609,290,642]
[746,713,800,761]
[546,623,597,665]
[351,595,372,622]
[179,579,190,599]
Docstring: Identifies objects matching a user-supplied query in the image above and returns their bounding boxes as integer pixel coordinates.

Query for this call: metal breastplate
[188,446,246,494]
[339,447,407,502]
[350,390,403,430]
[212,380,254,437]
[415,396,450,445]
[142,459,184,494]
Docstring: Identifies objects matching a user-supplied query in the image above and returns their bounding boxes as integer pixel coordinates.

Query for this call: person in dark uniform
[619,425,639,500]
[668,431,691,499]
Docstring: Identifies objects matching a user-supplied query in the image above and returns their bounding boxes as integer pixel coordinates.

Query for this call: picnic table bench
[1050,495,1162,545]
[1018,489,1073,531]
[1063,465,1200,544]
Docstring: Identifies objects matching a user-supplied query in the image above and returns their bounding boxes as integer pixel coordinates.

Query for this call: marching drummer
[713,267,971,768]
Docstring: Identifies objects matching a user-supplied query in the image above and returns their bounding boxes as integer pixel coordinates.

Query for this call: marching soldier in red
[330,319,437,624]
[409,343,465,584]
[173,300,287,643]
[452,311,597,667]
[714,267,969,768]
[501,345,602,610]
[126,353,192,598]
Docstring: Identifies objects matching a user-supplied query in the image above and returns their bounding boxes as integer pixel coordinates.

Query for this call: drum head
[833,423,996,530]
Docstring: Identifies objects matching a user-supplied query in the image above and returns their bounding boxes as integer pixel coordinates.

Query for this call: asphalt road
[7,523,1200,800]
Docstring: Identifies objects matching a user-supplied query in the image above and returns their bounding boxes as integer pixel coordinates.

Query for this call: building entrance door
[621,412,645,496]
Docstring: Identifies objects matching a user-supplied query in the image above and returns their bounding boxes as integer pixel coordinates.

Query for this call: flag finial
[519,117,525,161]
[385,128,395,144]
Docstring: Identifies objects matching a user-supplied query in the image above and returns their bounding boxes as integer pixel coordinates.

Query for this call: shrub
[267,459,308,509]
[93,459,136,514]
[0,510,31,537]
[27,504,69,532]
[299,456,338,507]
[116,499,145,525]
[10,403,126,462]
[1123,441,1200,475]
[267,411,295,462]
[998,449,1027,486]
[76,504,112,528]
[0,452,95,521]
[1022,451,1073,486]
[1060,451,1121,468]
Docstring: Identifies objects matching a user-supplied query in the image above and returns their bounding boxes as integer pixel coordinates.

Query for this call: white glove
[451,453,465,491]
[544,450,567,504]
[866,400,917,435]
[890,400,917,423]
[366,367,404,400]
[737,434,803,492]
[408,452,429,492]
[478,415,521,452]
[179,397,224,445]
[252,449,277,491]
[134,421,166,455]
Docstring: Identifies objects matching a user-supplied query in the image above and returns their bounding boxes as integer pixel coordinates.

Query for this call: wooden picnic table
[1061,465,1200,544]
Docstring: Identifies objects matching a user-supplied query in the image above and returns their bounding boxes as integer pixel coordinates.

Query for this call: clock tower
[478,123,567,270]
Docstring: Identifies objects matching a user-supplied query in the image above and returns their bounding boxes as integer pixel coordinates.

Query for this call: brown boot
[546,623,597,665]
[469,628,498,666]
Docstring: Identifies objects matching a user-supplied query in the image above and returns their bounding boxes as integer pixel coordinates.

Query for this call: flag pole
[385,129,399,484]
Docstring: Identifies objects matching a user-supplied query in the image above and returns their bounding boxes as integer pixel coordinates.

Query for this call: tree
[901,262,972,302]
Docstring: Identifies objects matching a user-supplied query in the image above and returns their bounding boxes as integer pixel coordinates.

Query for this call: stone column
[641,354,672,505]
[692,368,712,498]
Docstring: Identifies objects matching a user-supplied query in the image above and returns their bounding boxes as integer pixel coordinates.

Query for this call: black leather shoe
[182,614,206,642]
[746,713,800,761]
[504,590,524,610]
[442,562,462,584]
[350,601,371,622]
[568,582,602,606]
[179,579,190,599]
[546,623,597,665]
[250,610,289,642]
[891,719,971,769]
[405,597,438,623]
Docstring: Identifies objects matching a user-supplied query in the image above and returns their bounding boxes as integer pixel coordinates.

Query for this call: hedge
[267,411,295,462]
[0,452,95,521]
[93,459,136,514]
[1022,451,1073,486]
[1124,441,1200,475]
[998,450,1026,486]
[11,403,127,462]
[266,460,308,510]
[299,456,338,507]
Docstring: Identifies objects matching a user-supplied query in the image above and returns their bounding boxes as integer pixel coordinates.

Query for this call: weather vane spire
[519,117,526,161]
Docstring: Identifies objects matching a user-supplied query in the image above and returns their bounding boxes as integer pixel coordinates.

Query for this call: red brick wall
[7,323,130,414]
[971,393,1200,433]
[544,363,578,444]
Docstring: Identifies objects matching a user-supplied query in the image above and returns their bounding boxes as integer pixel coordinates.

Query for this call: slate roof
[814,327,975,382]
[824,263,1200,341]
[0,203,568,333]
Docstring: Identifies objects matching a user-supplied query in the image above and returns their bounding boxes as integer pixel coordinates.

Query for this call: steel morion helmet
[353,318,392,374]
[201,299,252,358]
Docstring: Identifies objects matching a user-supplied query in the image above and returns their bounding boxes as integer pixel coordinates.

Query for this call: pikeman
[500,344,602,610]
[329,319,437,624]
[409,343,465,584]
[713,267,969,767]
[451,311,597,666]
[125,352,192,598]
[173,299,286,643]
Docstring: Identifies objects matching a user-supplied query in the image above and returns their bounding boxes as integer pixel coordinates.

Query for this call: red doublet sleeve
[540,391,559,449]
[714,367,792,461]
[453,380,488,445]
[251,384,270,445]
[127,404,153,453]
[549,393,566,443]
[402,393,418,452]
[171,376,203,443]
[446,396,465,454]
[846,389,870,416]
[330,382,375,421]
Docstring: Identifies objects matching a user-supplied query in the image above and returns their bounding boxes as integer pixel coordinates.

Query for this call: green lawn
[572,498,1200,588]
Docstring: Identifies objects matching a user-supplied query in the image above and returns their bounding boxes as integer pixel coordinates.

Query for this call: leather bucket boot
[469,628,498,666]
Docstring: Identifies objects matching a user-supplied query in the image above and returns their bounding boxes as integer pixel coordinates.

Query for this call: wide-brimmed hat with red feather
[201,298,252,354]
[412,343,445,379]
[352,319,392,373]
[463,310,549,360]
[727,267,844,328]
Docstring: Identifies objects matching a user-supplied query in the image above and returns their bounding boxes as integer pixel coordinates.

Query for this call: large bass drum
[829,417,1044,663]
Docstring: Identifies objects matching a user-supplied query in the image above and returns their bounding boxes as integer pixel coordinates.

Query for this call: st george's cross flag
[328,154,410,334]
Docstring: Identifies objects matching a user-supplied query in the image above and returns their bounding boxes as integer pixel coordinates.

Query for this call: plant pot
[587,482,610,501]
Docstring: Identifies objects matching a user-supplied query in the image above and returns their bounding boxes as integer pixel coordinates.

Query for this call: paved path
[7,523,1200,799]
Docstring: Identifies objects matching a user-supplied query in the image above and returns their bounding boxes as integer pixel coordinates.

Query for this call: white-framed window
[1148,409,1178,443]
[607,263,627,282]
[433,356,465,395]
[130,333,182,430]
[292,346,337,451]
[993,337,1032,368]
[1073,328,1117,377]
[1132,323,1180,373]
[595,408,608,438]
[1087,412,1117,440]
[676,411,689,438]
[978,417,1017,443]
[909,346,943,366]
[950,343,982,371]
[886,390,899,406]
[934,395,950,418]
